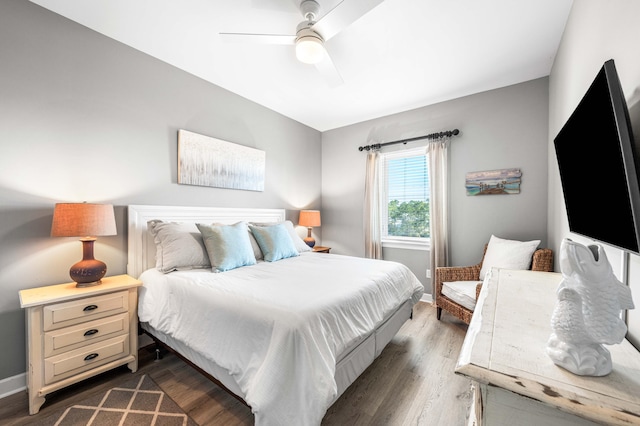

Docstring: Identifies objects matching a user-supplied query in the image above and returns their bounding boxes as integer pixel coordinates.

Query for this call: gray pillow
[147,220,211,273]
[248,230,264,261]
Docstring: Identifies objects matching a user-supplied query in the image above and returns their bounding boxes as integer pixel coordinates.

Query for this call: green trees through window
[387,199,430,238]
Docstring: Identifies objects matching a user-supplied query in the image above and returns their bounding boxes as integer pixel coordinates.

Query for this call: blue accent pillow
[196,222,257,272]
[249,223,299,262]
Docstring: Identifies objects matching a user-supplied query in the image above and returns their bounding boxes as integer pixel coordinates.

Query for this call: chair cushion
[479,235,541,279]
[442,281,482,311]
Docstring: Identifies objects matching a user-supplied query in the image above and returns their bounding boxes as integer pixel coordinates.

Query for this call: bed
[127,205,424,426]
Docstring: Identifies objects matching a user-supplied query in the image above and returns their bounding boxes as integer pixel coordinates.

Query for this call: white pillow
[479,235,541,279]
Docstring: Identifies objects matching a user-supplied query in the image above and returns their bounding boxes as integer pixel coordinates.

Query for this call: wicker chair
[435,245,553,324]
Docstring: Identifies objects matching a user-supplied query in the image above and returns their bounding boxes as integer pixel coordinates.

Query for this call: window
[381,147,430,249]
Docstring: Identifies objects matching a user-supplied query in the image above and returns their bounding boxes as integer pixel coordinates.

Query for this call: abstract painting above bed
[177,129,266,191]
[127,205,424,426]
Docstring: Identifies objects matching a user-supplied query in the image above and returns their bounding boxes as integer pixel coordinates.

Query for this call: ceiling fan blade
[219,33,296,45]
[314,50,344,87]
[312,0,385,41]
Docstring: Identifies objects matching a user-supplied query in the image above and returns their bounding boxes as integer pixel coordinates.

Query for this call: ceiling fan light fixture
[296,35,324,64]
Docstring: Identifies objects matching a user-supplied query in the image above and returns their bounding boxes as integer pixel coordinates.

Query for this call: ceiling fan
[220,0,385,87]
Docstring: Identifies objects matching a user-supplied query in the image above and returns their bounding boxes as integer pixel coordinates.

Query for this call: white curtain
[426,137,450,297]
[364,150,383,259]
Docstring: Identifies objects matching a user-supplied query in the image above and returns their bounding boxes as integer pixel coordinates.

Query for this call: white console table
[455,269,640,425]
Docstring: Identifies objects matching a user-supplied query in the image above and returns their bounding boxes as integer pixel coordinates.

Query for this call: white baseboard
[0,372,26,400]
[421,293,433,304]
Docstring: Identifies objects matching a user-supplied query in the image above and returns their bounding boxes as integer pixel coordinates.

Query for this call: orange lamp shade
[51,203,117,238]
[299,210,321,228]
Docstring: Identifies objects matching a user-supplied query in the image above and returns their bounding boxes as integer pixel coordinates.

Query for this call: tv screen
[554,59,640,254]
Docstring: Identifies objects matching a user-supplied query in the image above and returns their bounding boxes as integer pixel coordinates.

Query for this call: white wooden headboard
[127,205,286,278]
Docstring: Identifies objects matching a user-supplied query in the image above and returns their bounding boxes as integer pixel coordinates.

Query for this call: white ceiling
[30,0,573,132]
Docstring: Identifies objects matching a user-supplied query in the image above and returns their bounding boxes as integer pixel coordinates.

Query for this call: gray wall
[322,78,550,292]
[10,0,640,391]
[0,0,321,381]
[548,0,640,348]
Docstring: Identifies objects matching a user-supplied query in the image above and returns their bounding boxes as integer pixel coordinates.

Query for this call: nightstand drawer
[44,334,129,385]
[43,291,128,331]
[44,313,129,358]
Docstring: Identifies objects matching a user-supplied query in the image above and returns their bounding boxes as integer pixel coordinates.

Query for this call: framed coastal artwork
[466,168,521,196]
[178,129,265,191]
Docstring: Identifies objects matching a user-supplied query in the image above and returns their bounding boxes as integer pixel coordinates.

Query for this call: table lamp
[51,203,117,287]
[299,210,321,248]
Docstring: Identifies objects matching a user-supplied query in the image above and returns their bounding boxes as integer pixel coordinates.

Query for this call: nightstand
[312,246,331,253]
[19,274,142,415]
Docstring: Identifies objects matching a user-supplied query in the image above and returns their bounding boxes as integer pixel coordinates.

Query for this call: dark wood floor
[0,302,471,425]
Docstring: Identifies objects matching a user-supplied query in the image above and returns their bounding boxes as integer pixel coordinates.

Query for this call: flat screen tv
[554,59,640,254]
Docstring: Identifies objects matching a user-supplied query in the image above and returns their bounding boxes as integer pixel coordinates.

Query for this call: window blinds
[381,147,430,238]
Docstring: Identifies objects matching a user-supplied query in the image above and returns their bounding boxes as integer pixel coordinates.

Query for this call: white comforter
[138,253,424,426]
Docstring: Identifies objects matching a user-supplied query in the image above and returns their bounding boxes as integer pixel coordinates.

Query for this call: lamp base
[304,227,316,248]
[70,238,107,287]
[70,258,107,287]
[75,279,103,288]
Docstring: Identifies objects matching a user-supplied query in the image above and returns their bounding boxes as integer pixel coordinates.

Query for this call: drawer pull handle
[84,329,99,337]
[83,305,98,312]
[84,353,99,361]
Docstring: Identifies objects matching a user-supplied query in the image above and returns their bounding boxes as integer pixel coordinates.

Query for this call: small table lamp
[299,210,321,248]
[51,203,117,287]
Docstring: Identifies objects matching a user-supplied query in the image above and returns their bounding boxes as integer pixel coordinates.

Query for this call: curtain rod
[357,128,460,151]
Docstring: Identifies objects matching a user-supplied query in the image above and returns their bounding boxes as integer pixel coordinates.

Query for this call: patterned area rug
[39,375,197,426]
